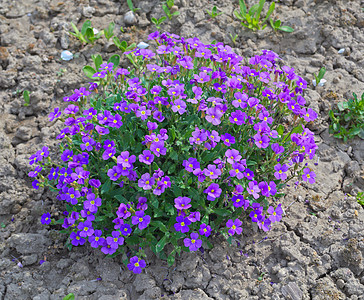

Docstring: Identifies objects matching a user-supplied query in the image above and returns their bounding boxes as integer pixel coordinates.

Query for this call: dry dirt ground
[0,0,364,299]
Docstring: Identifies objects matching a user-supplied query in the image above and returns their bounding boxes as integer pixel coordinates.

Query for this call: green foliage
[234,0,274,31]
[127,0,140,13]
[163,0,180,20]
[206,6,223,19]
[23,90,30,107]
[229,33,238,45]
[151,16,167,30]
[313,67,326,87]
[112,37,138,67]
[62,294,75,300]
[83,54,120,79]
[329,92,364,142]
[104,22,115,40]
[234,0,293,33]
[269,18,294,33]
[69,20,104,45]
[357,192,364,206]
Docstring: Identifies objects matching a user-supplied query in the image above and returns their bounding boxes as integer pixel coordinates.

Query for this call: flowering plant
[29,31,318,273]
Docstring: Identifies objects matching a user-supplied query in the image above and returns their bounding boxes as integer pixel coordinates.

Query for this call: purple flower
[178,56,194,69]
[106,231,124,249]
[132,210,151,230]
[225,149,242,164]
[229,162,245,179]
[64,104,79,115]
[258,217,271,232]
[267,204,283,223]
[250,205,264,223]
[138,173,155,190]
[84,193,102,213]
[187,211,201,222]
[117,151,136,168]
[231,194,249,209]
[48,167,59,181]
[174,216,191,233]
[70,231,86,246]
[171,99,187,115]
[204,183,222,201]
[117,203,131,219]
[302,167,316,184]
[206,106,223,125]
[150,141,167,157]
[78,220,94,237]
[247,181,260,199]
[32,179,40,189]
[139,150,154,165]
[120,223,132,236]
[232,92,248,108]
[102,147,116,160]
[274,163,289,180]
[301,107,317,122]
[101,239,117,255]
[107,165,122,181]
[41,212,51,225]
[229,110,247,125]
[203,164,221,179]
[268,181,277,196]
[183,157,200,172]
[271,143,285,154]
[226,218,243,235]
[254,134,270,149]
[174,197,192,210]
[221,133,236,146]
[199,223,211,237]
[89,230,105,248]
[136,106,151,121]
[95,125,109,135]
[28,165,42,178]
[80,136,96,152]
[127,256,146,274]
[184,232,202,251]
[49,107,61,121]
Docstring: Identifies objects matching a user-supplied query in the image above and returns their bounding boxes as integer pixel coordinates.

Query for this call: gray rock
[7,233,50,255]
[281,282,303,300]
[82,6,95,18]
[124,11,137,26]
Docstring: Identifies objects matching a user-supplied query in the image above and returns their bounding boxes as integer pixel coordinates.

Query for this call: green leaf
[23,90,30,106]
[239,0,247,15]
[105,22,115,40]
[278,26,294,33]
[81,20,92,35]
[167,250,176,266]
[91,54,103,71]
[155,235,168,253]
[317,67,326,80]
[151,221,168,233]
[83,65,97,79]
[101,179,111,195]
[63,294,75,300]
[277,124,284,136]
[255,0,265,22]
[108,54,120,69]
[114,194,128,203]
[213,208,229,217]
[262,2,275,24]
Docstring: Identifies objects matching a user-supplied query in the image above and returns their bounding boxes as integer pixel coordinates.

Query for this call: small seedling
[23,90,30,107]
[112,37,137,67]
[329,92,364,141]
[313,67,326,87]
[69,20,103,45]
[356,192,364,206]
[206,6,223,19]
[56,68,67,77]
[104,22,115,41]
[269,18,294,33]
[234,0,275,31]
[62,294,75,300]
[83,54,120,79]
[229,33,238,46]
[163,0,180,20]
[151,16,167,30]
[127,0,140,13]
[258,272,266,281]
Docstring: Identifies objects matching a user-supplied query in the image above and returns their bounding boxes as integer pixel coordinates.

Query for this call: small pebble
[338,48,345,54]
[124,11,137,25]
[61,50,73,61]
[137,42,149,49]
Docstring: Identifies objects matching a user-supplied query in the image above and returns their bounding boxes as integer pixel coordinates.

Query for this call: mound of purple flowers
[29,31,318,274]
